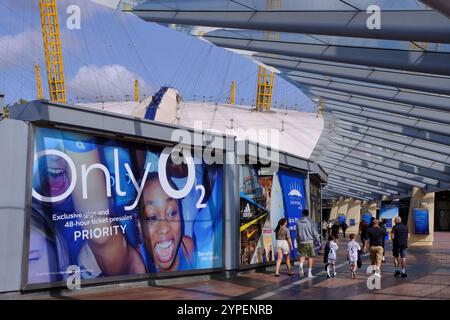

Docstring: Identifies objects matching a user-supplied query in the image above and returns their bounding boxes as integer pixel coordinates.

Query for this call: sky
[0,0,314,111]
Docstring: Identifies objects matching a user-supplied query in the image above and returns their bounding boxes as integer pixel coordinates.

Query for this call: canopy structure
[129,0,450,201]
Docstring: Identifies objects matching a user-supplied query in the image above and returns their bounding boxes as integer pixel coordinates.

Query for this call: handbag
[357,250,363,269]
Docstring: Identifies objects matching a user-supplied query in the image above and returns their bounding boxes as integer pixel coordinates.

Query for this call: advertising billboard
[239,166,306,265]
[27,127,223,287]
[413,208,429,235]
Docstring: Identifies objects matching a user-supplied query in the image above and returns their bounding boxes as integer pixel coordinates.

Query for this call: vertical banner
[278,169,307,258]
[413,208,429,234]
[27,127,223,287]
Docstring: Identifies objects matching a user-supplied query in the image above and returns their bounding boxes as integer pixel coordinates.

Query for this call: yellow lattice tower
[35,64,44,100]
[39,0,66,103]
[230,80,236,105]
[134,79,140,102]
[255,66,275,112]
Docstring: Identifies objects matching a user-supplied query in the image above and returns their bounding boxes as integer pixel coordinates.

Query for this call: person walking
[325,235,338,278]
[322,220,329,240]
[347,233,361,278]
[274,218,294,276]
[379,220,387,263]
[341,221,348,238]
[296,209,321,278]
[359,220,369,252]
[331,220,340,239]
[391,217,409,278]
[367,219,386,277]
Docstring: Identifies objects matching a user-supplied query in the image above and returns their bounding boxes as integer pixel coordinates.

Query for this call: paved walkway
[3,233,450,300]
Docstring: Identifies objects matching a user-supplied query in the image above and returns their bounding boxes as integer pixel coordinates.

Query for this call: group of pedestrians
[275,211,410,281]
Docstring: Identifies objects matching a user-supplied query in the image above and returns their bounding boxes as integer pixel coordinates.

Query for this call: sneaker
[334,272,337,277]
[308,272,313,278]
[299,267,304,277]
[327,274,331,279]
[401,273,407,278]
[394,270,401,278]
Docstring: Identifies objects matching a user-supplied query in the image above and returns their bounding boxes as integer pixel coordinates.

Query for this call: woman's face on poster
[141,178,181,271]
[36,154,71,202]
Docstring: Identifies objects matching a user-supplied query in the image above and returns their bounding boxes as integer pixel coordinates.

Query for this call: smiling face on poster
[27,127,223,287]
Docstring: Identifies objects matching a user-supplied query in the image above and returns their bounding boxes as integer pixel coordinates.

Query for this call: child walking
[347,233,361,278]
[324,235,338,278]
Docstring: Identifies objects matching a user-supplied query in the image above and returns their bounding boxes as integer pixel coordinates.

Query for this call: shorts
[276,240,290,255]
[392,247,408,258]
[369,246,383,267]
[348,256,358,264]
[298,242,315,257]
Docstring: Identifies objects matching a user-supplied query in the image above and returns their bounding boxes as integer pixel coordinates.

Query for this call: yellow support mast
[255,65,275,112]
[35,64,44,100]
[39,0,66,103]
[134,79,140,102]
[230,80,236,105]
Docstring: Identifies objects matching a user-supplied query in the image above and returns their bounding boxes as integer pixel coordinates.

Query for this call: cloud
[68,64,154,101]
[0,29,42,70]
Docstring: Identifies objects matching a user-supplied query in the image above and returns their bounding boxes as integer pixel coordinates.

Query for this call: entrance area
[435,190,450,231]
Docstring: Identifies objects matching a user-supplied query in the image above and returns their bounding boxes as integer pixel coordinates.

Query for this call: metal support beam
[329,135,450,174]
[322,187,373,201]
[334,121,450,156]
[329,171,408,194]
[286,73,450,112]
[326,179,393,196]
[320,164,412,192]
[331,111,450,146]
[324,144,450,184]
[321,151,440,187]
[203,33,450,76]
[419,0,450,19]
[320,157,428,188]
[133,5,450,43]
[324,101,450,136]
[254,54,450,96]
[309,87,450,125]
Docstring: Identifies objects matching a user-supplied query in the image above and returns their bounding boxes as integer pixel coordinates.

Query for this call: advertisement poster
[338,214,346,225]
[413,208,429,234]
[379,203,399,238]
[278,168,307,258]
[28,127,223,286]
[239,166,272,265]
[362,213,373,226]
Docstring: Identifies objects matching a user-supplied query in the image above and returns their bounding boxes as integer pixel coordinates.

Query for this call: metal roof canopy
[131,0,450,201]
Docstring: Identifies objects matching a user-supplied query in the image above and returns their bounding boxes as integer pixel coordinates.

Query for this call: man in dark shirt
[367,219,386,276]
[391,217,409,278]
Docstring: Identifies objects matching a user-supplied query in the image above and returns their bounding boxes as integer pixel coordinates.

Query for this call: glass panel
[343,0,431,11]
[234,0,356,11]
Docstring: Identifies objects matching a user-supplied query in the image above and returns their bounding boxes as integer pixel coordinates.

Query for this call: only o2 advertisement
[27,127,223,287]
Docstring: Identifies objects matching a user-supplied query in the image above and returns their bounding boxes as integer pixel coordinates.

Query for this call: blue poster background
[413,208,429,234]
[362,213,373,225]
[278,169,307,258]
